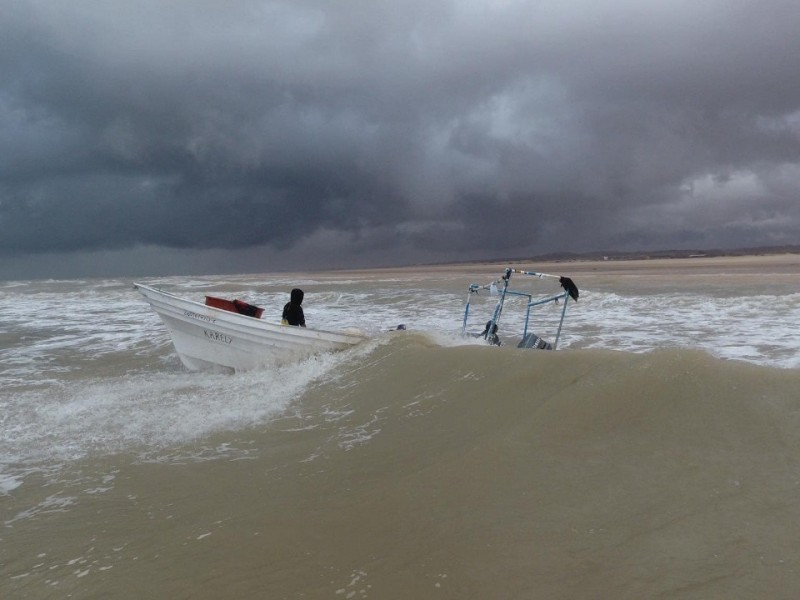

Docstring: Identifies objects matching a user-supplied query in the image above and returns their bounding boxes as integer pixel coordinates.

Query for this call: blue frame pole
[487,268,512,335]
[553,292,570,350]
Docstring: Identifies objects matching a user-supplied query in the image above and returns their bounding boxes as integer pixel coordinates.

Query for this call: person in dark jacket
[282,288,306,327]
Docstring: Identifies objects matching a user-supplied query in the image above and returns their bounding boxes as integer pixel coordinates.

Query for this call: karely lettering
[203,329,232,344]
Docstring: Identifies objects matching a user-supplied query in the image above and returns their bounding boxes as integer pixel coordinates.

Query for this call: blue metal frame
[462,267,572,350]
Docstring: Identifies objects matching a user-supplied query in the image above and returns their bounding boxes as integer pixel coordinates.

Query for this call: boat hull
[134,283,366,372]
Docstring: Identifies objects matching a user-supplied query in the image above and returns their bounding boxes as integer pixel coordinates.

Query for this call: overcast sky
[2,0,799,279]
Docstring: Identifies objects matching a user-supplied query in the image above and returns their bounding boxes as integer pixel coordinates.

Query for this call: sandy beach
[325,252,799,276]
[319,252,800,296]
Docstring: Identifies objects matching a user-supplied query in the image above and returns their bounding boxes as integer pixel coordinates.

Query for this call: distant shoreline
[417,244,800,268]
[324,248,800,278]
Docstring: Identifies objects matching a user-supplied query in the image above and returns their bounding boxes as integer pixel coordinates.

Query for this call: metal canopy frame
[462,267,574,350]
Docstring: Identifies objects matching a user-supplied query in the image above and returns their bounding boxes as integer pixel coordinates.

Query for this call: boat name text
[184,310,216,324]
[203,329,232,344]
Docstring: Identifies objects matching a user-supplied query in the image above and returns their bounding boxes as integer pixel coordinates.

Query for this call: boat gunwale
[133,282,366,344]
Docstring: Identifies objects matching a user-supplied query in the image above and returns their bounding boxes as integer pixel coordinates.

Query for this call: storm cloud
[2,0,799,278]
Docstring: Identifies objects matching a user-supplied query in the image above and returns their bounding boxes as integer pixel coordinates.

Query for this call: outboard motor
[517,332,553,350]
[481,320,501,346]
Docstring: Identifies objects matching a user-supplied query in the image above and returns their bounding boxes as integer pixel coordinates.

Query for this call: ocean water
[2,263,799,598]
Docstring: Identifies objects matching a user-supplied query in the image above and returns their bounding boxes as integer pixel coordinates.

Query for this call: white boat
[134,283,366,372]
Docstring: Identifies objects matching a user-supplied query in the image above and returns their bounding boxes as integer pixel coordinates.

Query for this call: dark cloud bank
[2,0,799,279]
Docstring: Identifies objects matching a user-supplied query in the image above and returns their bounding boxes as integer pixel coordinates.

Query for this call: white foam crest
[0,341,382,474]
[568,291,800,367]
[308,287,464,334]
[0,471,24,495]
[4,494,77,526]
[1,284,167,378]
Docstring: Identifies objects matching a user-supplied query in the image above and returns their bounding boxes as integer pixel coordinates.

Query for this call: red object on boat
[205,296,264,318]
